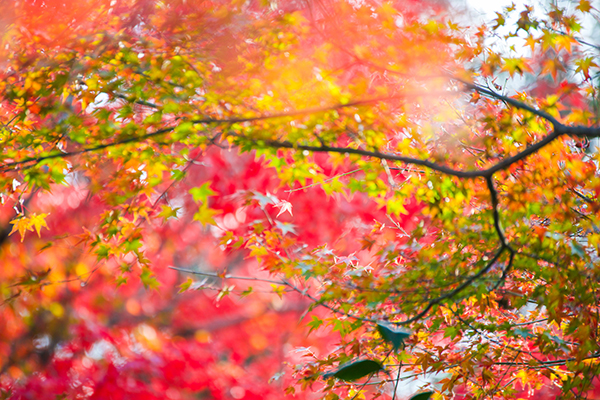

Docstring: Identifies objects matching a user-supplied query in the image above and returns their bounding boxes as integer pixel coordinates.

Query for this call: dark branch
[113,93,160,108]
[493,250,515,291]
[0,95,408,172]
[452,77,561,127]
[486,176,507,247]
[260,140,479,178]
[396,246,506,325]
[260,132,566,180]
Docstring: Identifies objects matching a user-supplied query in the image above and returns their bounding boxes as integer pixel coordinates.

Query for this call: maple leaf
[9,217,30,242]
[542,57,567,81]
[140,266,160,290]
[252,191,278,207]
[275,220,297,236]
[189,182,217,203]
[193,203,218,226]
[178,277,194,293]
[575,57,599,79]
[555,35,576,53]
[274,200,293,217]
[502,57,533,77]
[158,205,180,222]
[576,0,592,12]
[9,213,49,242]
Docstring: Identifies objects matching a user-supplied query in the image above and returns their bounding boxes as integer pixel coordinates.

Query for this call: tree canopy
[1,0,600,399]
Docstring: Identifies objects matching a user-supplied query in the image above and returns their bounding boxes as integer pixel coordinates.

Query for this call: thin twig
[285,169,361,193]
[168,266,284,285]
[392,360,402,400]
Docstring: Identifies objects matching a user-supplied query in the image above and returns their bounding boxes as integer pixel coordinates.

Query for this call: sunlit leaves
[274,200,293,217]
[9,213,49,242]
[2,0,600,399]
[502,57,533,77]
[575,57,599,80]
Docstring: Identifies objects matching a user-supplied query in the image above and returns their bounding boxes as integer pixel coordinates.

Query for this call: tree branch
[396,246,506,325]
[169,266,378,323]
[452,77,561,127]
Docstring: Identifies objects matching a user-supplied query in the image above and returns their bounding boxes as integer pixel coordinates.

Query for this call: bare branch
[169,266,378,323]
[168,266,283,285]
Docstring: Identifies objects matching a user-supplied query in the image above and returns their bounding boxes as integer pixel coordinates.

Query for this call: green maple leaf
[409,392,434,400]
[158,205,180,222]
[377,322,411,350]
[323,359,383,381]
[189,182,217,203]
[140,267,160,290]
[178,277,194,293]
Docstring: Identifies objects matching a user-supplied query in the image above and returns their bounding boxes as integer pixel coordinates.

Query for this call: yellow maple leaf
[577,0,592,12]
[9,217,30,242]
[555,35,577,53]
[193,203,218,226]
[9,213,49,242]
[502,57,533,77]
[29,213,49,237]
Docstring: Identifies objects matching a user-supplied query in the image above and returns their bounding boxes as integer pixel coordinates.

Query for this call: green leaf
[124,238,142,253]
[514,328,534,339]
[140,267,160,290]
[158,204,181,222]
[158,205,180,222]
[173,121,195,140]
[409,392,434,400]
[307,315,324,332]
[377,322,411,350]
[178,277,193,293]
[323,359,383,381]
[570,241,586,258]
[387,199,408,216]
[189,182,217,203]
[95,244,111,261]
[443,325,461,339]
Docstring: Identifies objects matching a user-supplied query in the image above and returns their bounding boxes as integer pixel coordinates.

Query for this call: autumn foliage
[1,0,600,399]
